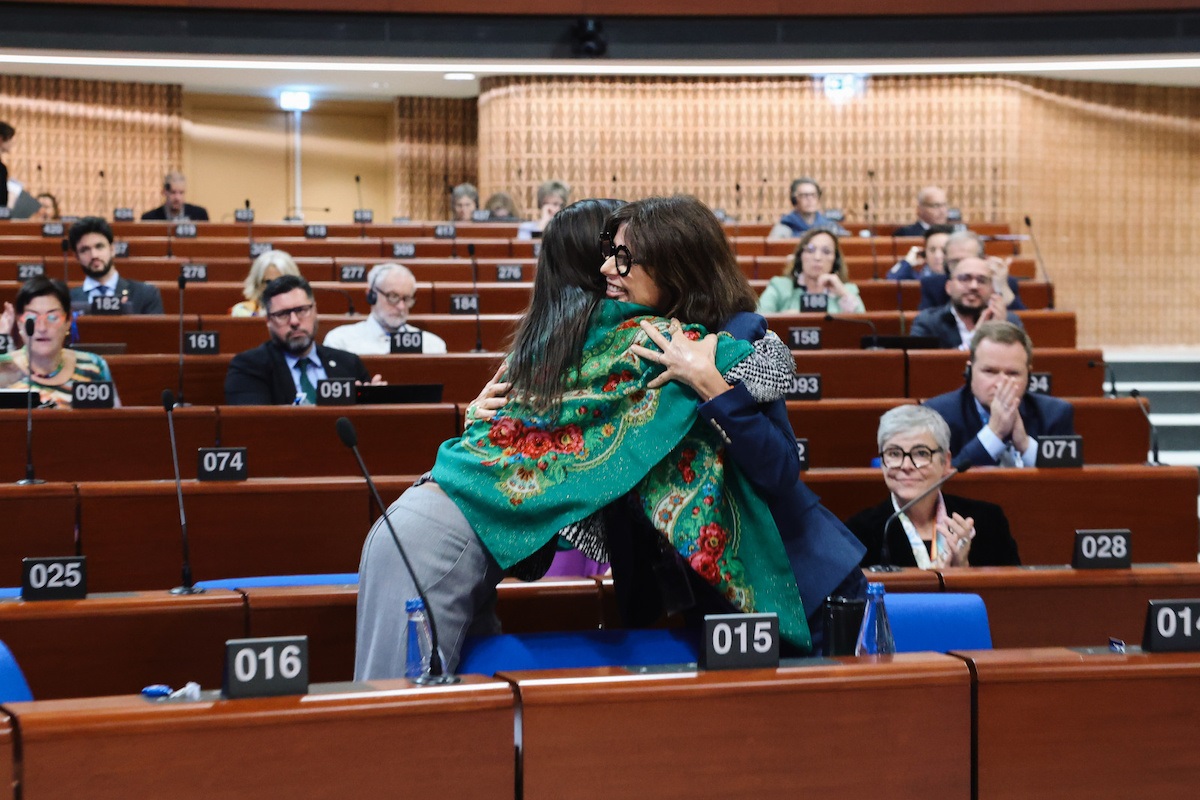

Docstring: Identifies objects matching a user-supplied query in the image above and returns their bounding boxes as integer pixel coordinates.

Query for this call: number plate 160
[702,613,779,670]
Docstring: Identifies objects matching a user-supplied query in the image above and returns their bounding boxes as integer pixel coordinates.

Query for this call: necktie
[295,358,316,405]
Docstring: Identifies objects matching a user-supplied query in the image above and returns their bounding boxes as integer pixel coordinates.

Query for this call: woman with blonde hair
[231,250,301,317]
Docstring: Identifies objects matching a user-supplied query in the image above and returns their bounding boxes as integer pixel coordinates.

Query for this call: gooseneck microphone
[824,311,879,350]
[97,170,107,218]
[313,285,356,316]
[1087,359,1118,398]
[865,201,880,280]
[1129,389,1163,466]
[162,390,202,595]
[871,462,970,572]
[175,274,188,407]
[354,175,366,238]
[335,417,458,684]
[1024,216,1055,310]
[244,199,254,247]
[468,243,483,353]
[17,318,44,486]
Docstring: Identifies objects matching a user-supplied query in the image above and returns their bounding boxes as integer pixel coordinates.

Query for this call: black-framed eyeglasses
[267,303,315,324]
[880,445,943,469]
[599,233,636,277]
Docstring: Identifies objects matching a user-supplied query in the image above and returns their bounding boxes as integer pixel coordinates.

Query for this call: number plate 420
[21,556,87,601]
[701,612,780,670]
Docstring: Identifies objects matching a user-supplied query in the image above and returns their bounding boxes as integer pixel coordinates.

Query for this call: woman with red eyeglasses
[0,276,119,407]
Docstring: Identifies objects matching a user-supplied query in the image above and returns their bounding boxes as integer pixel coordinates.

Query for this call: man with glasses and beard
[67,217,164,315]
[909,253,1022,349]
[224,274,379,405]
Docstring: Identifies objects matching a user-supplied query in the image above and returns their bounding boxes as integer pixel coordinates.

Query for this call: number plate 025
[702,613,780,670]
[21,556,87,601]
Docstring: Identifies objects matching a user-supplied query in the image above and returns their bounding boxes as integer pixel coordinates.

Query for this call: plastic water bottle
[854,582,896,656]
[405,597,433,679]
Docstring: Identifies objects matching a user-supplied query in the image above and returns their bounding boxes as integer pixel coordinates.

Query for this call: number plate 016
[1072,529,1131,570]
[701,613,780,670]
[1143,600,1200,653]
[21,556,87,601]
[224,636,309,698]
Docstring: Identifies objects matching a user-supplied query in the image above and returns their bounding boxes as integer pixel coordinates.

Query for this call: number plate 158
[702,613,779,670]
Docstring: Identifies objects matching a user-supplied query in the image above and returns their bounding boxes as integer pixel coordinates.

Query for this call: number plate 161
[702,612,780,670]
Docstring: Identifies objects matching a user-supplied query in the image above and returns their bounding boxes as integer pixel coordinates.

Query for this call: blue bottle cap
[866,582,886,596]
[405,598,425,613]
[141,684,173,698]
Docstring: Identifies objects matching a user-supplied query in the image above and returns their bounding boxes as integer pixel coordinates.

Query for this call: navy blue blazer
[140,203,210,222]
[923,384,1075,467]
[845,494,1021,568]
[910,302,1023,349]
[696,312,866,617]
[69,276,164,315]
[892,221,928,238]
[224,341,369,405]
[918,273,1026,311]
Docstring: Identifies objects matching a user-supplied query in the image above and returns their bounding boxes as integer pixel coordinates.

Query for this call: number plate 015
[21,556,87,601]
[701,613,780,670]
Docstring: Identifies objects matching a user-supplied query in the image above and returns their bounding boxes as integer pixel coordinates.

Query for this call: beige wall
[182,94,393,224]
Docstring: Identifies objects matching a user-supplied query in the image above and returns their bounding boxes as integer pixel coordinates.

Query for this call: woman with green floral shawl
[356,197,809,679]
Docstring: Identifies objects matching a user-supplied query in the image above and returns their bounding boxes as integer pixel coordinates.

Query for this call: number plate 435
[702,612,780,670]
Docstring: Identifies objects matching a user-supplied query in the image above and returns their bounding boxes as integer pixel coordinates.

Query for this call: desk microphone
[98,170,107,218]
[17,318,44,486]
[1086,359,1118,398]
[335,417,457,684]
[865,201,880,280]
[1024,216,1055,310]
[824,312,879,350]
[244,199,254,249]
[166,217,174,259]
[312,285,356,316]
[871,462,970,572]
[175,274,189,407]
[162,390,202,595]
[468,243,483,353]
[354,175,366,238]
[1129,389,1163,466]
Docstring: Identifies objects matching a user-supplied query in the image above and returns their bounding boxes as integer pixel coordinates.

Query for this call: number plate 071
[702,613,780,670]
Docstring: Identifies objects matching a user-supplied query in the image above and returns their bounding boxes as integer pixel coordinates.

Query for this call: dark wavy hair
[789,227,847,283]
[506,198,626,414]
[604,195,757,332]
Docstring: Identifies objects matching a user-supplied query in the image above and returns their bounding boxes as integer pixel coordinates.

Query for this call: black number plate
[393,242,416,258]
[174,223,197,239]
[353,209,373,224]
[197,447,248,482]
[1038,435,1083,468]
[17,263,44,280]
[305,224,328,239]
[249,242,273,257]
[1072,529,1131,570]
[434,224,456,239]
[235,208,255,223]
[701,613,780,670]
[785,373,822,401]
[181,263,208,282]
[113,207,135,222]
[71,381,116,408]
[390,330,424,354]
[788,326,822,350]
[496,264,524,282]
[339,264,367,283]
[1028,372,1053,395]
[183,331,220,354]
[21,556,87,601]
[799,293,828,312]
[316,378,356,406]
[223,636,309,698]
[795,438,809,472]
[1143,600,1200,653]
[41,222,64,237]
[450,293,479,315]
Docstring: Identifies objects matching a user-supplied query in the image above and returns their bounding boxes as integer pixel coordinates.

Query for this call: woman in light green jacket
[757,228,865,314]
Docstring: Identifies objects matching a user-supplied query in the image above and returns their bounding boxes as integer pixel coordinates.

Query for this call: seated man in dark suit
[910,253,1021,349]
[140,171,209,221]
[67,217,164,314]
[892,185,949,238]
[918,229,1025,311]
[224,274,381,405]
[923,321,1074,468]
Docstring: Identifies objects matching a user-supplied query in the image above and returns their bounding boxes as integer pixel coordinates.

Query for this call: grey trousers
[354,484,506,680]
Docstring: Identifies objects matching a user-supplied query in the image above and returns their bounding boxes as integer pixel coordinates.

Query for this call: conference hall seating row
[0,253,1040,284]
[0,397,1152,484]
[63,310,1078,355]
[0,635,1193,796]
[0,277,1057,316]
[0,464,1192,596]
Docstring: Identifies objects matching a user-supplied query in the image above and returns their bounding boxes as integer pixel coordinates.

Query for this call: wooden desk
[506,654,971,800]
[0,407,218,482]
[791,350,906,398]
[0,590,246,699]
[806,466,1200,565]
[908,347,1106,398]
[961,647,1200,799]
[6,676,515,799]
[763,310,1076,349]
[0,483,78,587]
[195,314,522,354]
[77,478,381,591]
[941,564,1200,648]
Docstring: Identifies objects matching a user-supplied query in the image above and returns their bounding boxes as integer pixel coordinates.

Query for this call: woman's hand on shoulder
[468,362,511,421]
[1,302,13,335]
[630,319,731,400]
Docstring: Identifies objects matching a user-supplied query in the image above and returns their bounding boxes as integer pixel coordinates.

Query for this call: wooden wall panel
[0,75,181,218]
[394,96,478,221]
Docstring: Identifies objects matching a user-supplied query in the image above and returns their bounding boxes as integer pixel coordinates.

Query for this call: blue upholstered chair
[885,592,992,653]
[0,640,33,703]
[193,574,359,591]
[459,628,699,674]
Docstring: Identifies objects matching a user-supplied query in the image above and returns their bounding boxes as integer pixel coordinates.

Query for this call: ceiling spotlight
[278,90,311,111]
[444,72,476,81]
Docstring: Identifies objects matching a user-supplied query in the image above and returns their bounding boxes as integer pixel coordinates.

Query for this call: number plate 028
[1072,529,1131,570]
[21,556,87,601]
[701,613,780,670]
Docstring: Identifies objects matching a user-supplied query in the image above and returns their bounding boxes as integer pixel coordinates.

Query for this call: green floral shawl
[432,300,810,650]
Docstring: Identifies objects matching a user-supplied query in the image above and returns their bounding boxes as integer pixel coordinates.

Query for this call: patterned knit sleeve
[721,329,796,403]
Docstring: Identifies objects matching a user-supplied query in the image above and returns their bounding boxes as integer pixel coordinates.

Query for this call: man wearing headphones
[769,177,847,238]
[141,171,209,221]
[323,263,447,354]
[923,321,1074,468]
